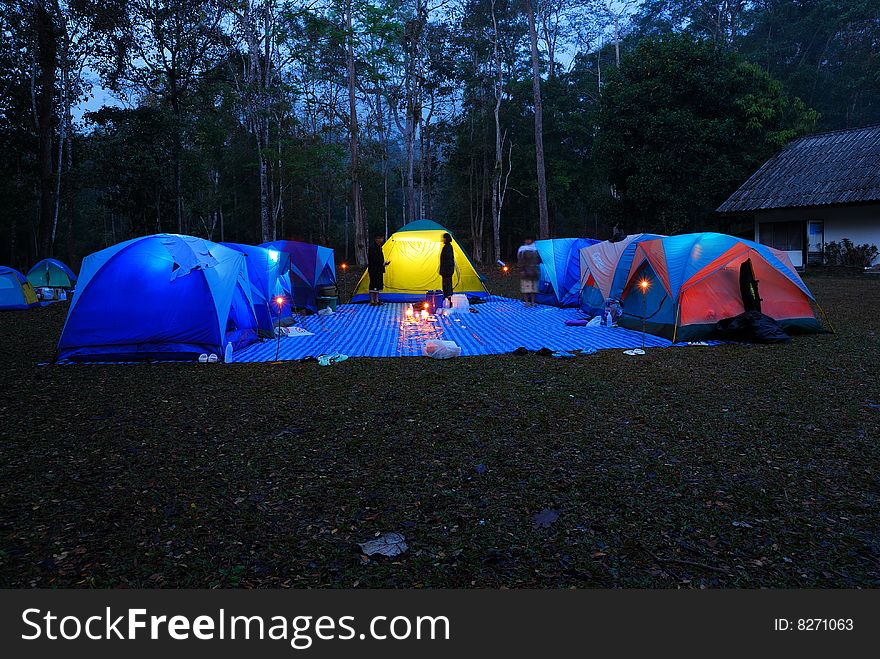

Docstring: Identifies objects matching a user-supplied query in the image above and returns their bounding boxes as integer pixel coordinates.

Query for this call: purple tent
[260,240,336,313]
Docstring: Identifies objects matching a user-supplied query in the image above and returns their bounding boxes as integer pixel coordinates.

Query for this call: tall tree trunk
[258,123,270,241]
[490,0,503,262]
[614,14,620,65]
[34,1,56,259]
[527,0,550,240]
[346,0,367,265]
[376,89,389,236]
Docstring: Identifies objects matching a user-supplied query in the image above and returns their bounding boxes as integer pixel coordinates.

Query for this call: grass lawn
[1,270,878,588]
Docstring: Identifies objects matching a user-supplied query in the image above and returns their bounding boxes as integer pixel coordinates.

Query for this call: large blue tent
[534,238,599,307]
[261,240,336,313]
[617,233,822,340]
[220,242,289,336]
[57,234,260,362]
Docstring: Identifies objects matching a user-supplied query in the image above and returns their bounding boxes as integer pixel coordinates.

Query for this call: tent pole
[672,304,680,344]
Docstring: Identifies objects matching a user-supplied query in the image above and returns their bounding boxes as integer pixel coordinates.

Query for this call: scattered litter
[207,353,219,363]
[686,341,710,346]
[732,521,754,528]
[551,351,575,358]
[580,347,597,355]
[587,316,602,327]
[317,353,349,366]
[275,326,314,337]
[317,306,333,316]
[422,339,461,359]
[565,319,589,326]
[357,532,408,557]
[475,464,487,474]
[623,348,646,356]
[198,354,208,363]
[468,307,479,314]
[532,508,560,529]
[450,294,470,313]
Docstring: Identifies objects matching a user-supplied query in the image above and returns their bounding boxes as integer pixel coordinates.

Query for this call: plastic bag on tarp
[423,339,462,359]
[714,311,791,344]
[449,294,470,314]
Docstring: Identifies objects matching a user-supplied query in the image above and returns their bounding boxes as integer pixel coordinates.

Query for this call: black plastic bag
[714,311,791,344]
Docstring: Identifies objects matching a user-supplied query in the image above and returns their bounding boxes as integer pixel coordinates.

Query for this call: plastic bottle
[224,342,233,363]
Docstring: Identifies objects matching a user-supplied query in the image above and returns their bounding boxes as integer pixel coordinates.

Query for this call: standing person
[368,233,390,306]
[439,233,455,302]
[517,237,541,306]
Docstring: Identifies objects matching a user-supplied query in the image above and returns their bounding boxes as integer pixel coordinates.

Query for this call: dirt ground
[0,271,878,587]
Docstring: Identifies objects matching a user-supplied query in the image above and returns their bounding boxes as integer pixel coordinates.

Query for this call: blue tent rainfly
[56,234,260,362]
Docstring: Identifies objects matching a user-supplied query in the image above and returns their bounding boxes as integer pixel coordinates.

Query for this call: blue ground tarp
[231,296,677,361]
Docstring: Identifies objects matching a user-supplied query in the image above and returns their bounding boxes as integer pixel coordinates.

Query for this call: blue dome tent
[220,242,290,336]
[261,240,336,313]
[57,235,260,362]
[27,258,77,290]
[534,238,599,307]
[0,266,40,310]
[617,233,823,341]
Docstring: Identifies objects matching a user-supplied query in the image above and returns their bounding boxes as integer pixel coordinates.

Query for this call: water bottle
[224,342,233,363]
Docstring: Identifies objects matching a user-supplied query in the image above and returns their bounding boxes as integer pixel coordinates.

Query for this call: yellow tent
[352,220,489,302]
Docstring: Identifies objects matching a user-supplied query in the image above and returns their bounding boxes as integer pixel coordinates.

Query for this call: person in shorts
[517,238,541,306]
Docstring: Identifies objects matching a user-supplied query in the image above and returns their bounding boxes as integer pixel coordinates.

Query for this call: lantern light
[267,249,280,263]
[502,265,509,273]
[420,309,428,320]
[406,304,414,318]
[639,279,649,291]
[275,296,285,307]
[341,263,347,270]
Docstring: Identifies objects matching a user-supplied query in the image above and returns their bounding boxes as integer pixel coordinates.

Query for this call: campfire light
[406,304,414,319]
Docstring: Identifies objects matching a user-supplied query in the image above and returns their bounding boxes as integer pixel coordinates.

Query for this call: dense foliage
[593,35,818,234]
[1,0,877,269]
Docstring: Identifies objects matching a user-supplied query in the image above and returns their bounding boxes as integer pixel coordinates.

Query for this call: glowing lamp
[275,296,285,307]
[405,305,414,319]
[423,302,429,310]
[502,265,509,273]
[267,250,280,263]
[420,309,429,320]
[639,279,649,291]
[341,263,347,270]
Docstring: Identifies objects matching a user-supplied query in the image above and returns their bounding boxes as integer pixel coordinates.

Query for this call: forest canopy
[1,0,878,269]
